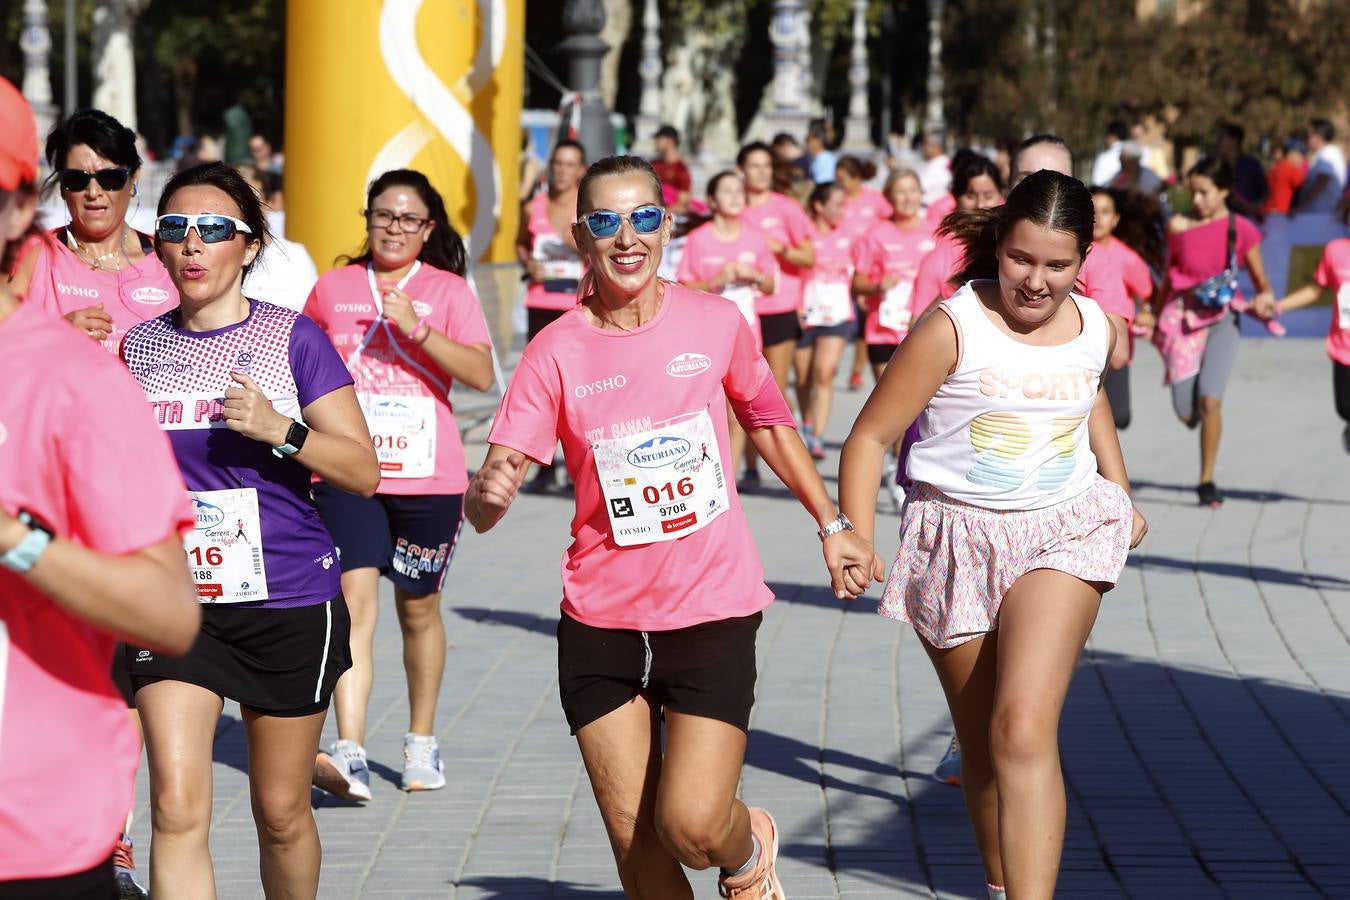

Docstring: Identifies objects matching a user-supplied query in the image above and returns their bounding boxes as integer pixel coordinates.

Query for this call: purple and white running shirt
[122,300,353,608]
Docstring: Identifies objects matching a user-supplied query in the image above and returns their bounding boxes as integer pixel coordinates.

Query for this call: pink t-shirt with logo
[21,229,178,354]
[911,231,964,319]
[304,263,492,495]
[923,193,957,230]
[487,284,795,631]
[1313,238,1350,365]
[523,192,583,311]
[674,221,777,346]
[841,187,894,236]
[740,191,814,316]
[804,222,858,323]
[0,301,192,881]
[854,220,937,345]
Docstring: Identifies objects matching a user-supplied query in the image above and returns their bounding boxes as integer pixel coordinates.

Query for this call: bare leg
[244,707,328,899]
[990,569,1103,899]
[331,567,379,744]
[575,695,692,898]
[747,336,798,475]
[394,587,446,737]
[138,680,224,900]
[655,712,754,871]
[793,341,814,427]
[808,335,848,441]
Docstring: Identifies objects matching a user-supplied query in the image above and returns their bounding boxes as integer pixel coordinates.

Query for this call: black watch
[272,420,310,458]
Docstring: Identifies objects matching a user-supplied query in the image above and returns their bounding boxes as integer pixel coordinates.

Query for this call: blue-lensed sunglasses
[155,213,254,244]
[582,204,665,238]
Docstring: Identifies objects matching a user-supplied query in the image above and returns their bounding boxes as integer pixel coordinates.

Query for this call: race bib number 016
[593,411,730,547]
[185,488,268,603]
[360,393,436,479]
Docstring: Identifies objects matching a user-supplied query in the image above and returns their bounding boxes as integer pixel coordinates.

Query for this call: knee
[397,598,442,633]
[654,806,732,870]
[988,700,1059,772]
[1198,395,1222,417]
[602,806,666,870]
[151,779,211,838]
[251,791,314,847]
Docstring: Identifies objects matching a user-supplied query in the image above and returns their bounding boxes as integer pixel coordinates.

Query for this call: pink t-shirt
[487,284,794,631]
[853,220,937,345]
[1094,237,1153,303]
[304,263,492,495]
[740,191,814,316]
[1077,244,1132,323]
[911,231,964,318]
[0,301,192,880]
[674,220,777,346]
[804,222,858,323]
[841,187,894,236]
[1313,238,1350,365]
[21,229,178,354]
[923,193,957,230]
[523,192,583,311]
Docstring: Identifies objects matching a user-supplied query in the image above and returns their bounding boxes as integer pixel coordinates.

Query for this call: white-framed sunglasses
[155,213,254,244]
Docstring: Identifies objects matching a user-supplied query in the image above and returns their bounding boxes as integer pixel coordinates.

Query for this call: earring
[132,184,138,197]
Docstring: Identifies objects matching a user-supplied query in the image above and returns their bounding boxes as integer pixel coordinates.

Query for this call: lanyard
[348,262,450,396]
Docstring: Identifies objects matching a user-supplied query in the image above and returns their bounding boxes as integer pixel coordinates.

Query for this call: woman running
[11,108,177,352]
[911,154,1005,316]
[838,170,1147,900]
[0,77,199,900]
[675,170,778,480]
[836,155,895,392]
[307,169,494,801]
[123,162,379,899]
[466,155,877,900]
[795,182,858,461]
[1138,156,1276,506]
[1090,186,1164,429]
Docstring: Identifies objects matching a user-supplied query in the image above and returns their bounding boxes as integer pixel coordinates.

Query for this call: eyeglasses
[582,205,665,238]
[364,209,429,231]
[154,214,254,244]
[58,167,131,193]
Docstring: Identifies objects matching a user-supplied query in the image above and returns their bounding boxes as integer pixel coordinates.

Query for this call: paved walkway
[129,337,1350,898]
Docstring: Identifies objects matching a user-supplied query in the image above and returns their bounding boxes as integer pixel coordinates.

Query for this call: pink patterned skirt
[879,476,1133,649]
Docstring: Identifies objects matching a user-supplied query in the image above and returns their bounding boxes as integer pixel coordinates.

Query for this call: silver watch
[818,513,854,541]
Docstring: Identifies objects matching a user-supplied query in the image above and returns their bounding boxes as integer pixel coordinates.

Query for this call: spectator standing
[1265,137,1308,217]
[1110,142,1165,198]
[651,124,692,214]
[805,119,838,185]
[1292,119,1345,216]
[1091,121,1129,187]
[917,131,951,207]
[1216,121,1269,221]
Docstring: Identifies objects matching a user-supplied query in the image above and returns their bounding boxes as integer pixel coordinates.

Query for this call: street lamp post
[924,0,945,134]
[558,0,615,161]
[20,0,57,140]
[842,0,872,150]
[633,0,662,155]
[766,0,809,139]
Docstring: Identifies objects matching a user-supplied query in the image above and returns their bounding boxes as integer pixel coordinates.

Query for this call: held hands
[222,372,291,446]
[65,304,113,343]
[1130,504,1148,549]
[880,273,900,292]
[467,451,527,532]
[377,283,421,337]
[1250,290,1278,320]
[824,530,886,601]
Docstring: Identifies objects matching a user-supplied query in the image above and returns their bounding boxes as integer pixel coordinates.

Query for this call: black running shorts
[127,596,351,717]
[867,343,898,366]
[0,856,114,899]
[759,311,802,348]
[313,486,464,595]
[557,611,762,735]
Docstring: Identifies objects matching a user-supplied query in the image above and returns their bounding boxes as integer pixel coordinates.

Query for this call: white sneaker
[312,739,372,802]
[402,733,445,791]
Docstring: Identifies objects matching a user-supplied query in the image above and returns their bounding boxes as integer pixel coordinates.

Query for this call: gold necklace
[67,226,130,272]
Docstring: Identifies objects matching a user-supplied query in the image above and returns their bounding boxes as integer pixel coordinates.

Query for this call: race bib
[360,393,436,479]
[721,283,759,329]
[803,279,853,327]
[1338,283,1350,330]
[879,280,914,332]
[593,411,730,547]
[185,488,268,603]
[533,235,583,292]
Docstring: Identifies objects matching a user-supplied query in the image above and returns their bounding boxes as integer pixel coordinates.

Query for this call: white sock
[987,882,1006,900]
[723,834,761,878]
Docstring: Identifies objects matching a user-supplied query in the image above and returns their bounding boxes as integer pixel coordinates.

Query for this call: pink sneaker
[718,807,784,899]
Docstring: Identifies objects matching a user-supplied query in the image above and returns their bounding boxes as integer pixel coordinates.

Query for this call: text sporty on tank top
[24,228,178,354]
[525,192,584,311]
[907,282,1109,510]
[122,301,353,607]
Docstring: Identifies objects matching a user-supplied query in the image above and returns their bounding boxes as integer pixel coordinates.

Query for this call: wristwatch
[271,420,311,458]
[1,510,55,573]
[818,513,854,541]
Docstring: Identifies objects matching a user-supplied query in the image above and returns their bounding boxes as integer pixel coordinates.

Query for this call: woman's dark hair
[44,108,140,176]
[157,162,269,276]
[835,155,878,181]
[0,181,43,274]
[706,170,741,204]
[808,181,843,216]
[736,141,773,169]
[951,154,1004,199]
[947,169,1094,286]
[576,155,664,216]
[551,139,586,164]
[1090,185,1166,274]
[341,169,467,276]
[1186,155,1233,191]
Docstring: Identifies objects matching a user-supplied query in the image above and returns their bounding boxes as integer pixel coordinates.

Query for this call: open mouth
[1018,289,1050,308]
[610,253,646,274]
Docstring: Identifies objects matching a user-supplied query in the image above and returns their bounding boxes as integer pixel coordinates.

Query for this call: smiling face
[958,173,1002,211]
[366,185,435,270]
[1188,174,1228,220]
[574,171,670,298]
[1091,192,1118,242]
[995,218,1084,329]
[159,184,260,308]
[62,143,137,243]
[887,173,922,221]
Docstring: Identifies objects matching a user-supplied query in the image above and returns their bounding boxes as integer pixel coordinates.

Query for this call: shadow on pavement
[455,876,622,897]
[1132,478,1350,507]
[767,581,876,614]
[1127,553,1350,590]
[453,606,558,635]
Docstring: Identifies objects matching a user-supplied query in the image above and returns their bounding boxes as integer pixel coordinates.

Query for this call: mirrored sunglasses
[582,204,665,238]
[155,214,254,244]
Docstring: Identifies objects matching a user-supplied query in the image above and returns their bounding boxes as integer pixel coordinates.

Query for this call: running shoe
[934,734,962,786]
[888,481,906,514]
[809,435,826,461]
[1197,481,1224,508]
[848,371,864,391]
[313,739,373,802]
[737,467,761,493]
[402,733,446,792]
[1342,424,1350,454]
[987,883,1007,900]
[718,807,783,899]
[113,835,148,899]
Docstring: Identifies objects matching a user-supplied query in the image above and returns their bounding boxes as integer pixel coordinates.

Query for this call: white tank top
[907,281,1109,510]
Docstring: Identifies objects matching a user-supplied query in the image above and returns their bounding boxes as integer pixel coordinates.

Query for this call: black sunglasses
[58,167,132,193]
